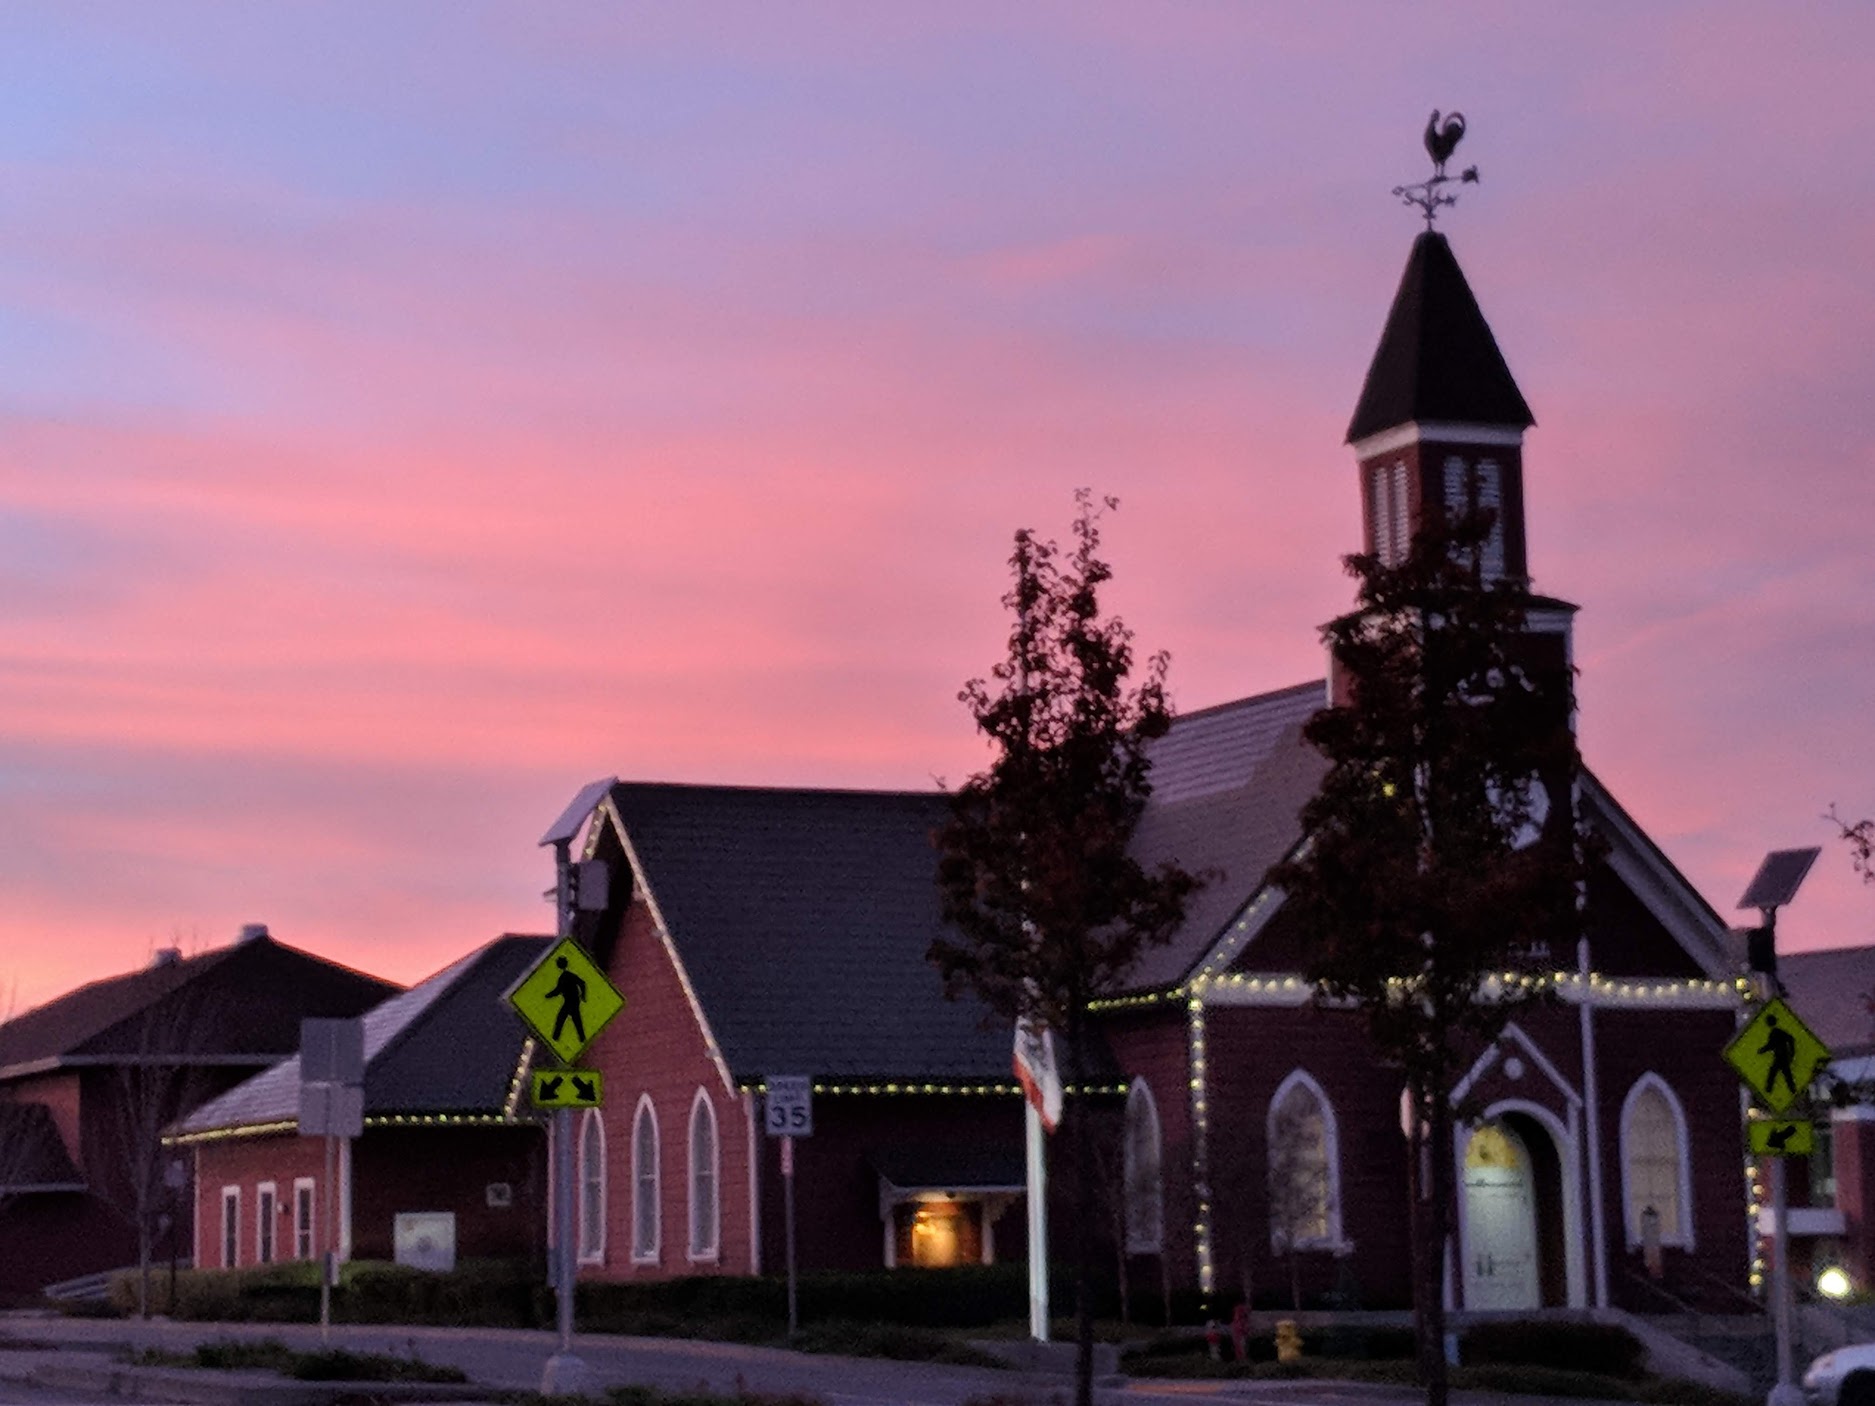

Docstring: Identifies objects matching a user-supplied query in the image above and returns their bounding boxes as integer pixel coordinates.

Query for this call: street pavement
[0,1314,1644,1406]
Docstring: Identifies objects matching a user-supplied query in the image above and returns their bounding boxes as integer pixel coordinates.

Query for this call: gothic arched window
[631,1095,660,1263]
[1267,1070,1342,1250]
[1123,1080,1164,1253]
[576,1107,606,1263]
[688,1089,719,1261]
[1621,1074,1692,1247]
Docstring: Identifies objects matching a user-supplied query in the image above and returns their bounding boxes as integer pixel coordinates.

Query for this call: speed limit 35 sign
[764,1075,813,1138]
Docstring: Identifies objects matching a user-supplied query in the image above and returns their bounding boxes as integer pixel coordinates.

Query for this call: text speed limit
[764,1075,812,1138]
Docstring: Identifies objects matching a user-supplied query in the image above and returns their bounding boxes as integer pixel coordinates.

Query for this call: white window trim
[577,1107,607,1265]
[292,1177,315,1261]
[255,1182,277,1265]
[1266,1068,1347,1253]
[220,1186,240,1269]
[1123,1079,1164,1254]
[1619,1073,1695,1249]
[688,1088,721,1263]
[632,1094,661,1264]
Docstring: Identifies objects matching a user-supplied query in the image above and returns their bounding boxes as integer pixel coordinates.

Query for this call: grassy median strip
[125,1339,468,1383]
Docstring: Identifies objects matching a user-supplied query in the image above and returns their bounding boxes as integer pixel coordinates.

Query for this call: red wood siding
[753,1092,1025,1273]
[193,1126,545,1268]
[193,1133,326,1269]
[353,1127,543,1262]
[580,897,751,1279]
[0,1071,83,1167]
[1102,1009,1196,1285]
[1201,1004,1413,1307]
[1592,1007,1748,1304]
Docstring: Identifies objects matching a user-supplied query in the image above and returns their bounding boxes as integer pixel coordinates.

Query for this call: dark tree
[932,491,1198,1406]
[1271,506,1591,1406]
[1827,805,1874,887]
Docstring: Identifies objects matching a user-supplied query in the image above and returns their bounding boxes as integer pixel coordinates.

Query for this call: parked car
[1805,1344,1875,1405]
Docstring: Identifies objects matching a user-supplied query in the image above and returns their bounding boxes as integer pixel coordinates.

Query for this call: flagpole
[1025,1098,1049,1341]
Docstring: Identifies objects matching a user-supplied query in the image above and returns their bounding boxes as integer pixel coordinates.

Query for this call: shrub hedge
[1459,1320,1647,1380]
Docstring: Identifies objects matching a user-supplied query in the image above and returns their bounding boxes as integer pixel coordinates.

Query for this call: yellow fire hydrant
[1275,1318,1303,1364]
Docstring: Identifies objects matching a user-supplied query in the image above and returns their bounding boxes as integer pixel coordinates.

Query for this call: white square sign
[764,1075,812,1138]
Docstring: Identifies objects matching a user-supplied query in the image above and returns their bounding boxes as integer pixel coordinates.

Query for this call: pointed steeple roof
[1346,231,1534,444]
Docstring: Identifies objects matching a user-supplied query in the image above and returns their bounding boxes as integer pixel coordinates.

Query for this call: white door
[1463,1122,1540,1310]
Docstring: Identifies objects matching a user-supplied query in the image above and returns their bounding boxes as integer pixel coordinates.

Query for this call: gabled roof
[1124,682,1328,991]
[606,783,1011,1082]
[179,935,548,1135]
[0,1102,84,1191]
[1346,231,1535,443]
[0,935,399,1078]
[1780,945,1875,1058]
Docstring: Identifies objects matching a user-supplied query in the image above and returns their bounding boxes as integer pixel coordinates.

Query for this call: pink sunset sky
[1,4,1871,1011]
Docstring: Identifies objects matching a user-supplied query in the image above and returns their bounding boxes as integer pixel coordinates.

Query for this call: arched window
[1123,1080,1164,1253]
[631,1096,660,1263]
[576,1108,606,1263]
[1622,1074,1692,1247]
[1267,1070,1342,1251]
[688,1090,720,1261]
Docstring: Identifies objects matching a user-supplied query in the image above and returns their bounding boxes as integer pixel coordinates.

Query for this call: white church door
[1462,1121,1540,1311]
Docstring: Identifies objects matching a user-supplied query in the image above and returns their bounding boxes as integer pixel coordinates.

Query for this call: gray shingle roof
[610,783,1012,1082]
[1781,946,1875,1058]
[604,682,1331,1075]
[1126,682,1329,990]
[1347,231,1535,443]
[180,935,548,1133]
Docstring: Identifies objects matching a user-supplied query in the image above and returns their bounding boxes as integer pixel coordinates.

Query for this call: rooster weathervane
[1393,109,1480,229]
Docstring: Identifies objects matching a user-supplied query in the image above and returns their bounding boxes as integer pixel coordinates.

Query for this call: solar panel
[1738,847,1822,911]
[539,777,618,847]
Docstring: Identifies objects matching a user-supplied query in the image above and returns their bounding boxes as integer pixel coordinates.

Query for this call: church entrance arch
[1461,1111,1571,1310]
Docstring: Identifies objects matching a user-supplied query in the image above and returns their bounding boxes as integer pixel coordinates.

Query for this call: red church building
[547,227,1752,1314]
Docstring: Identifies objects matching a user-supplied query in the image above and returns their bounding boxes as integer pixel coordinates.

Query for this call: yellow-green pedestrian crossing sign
[1748,1119,1814,1158]
[1724,996,1830,1114]
[506,938,625,1064]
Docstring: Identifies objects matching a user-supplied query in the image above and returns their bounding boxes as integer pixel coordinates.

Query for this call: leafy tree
[932,490,1198,1406]
[1270,504,1591,1406]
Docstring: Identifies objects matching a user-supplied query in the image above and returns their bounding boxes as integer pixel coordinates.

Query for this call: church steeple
[1346,232,1536,586]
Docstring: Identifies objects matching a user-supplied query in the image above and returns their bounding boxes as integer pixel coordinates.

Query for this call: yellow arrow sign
[531,1069,604,1109]
[1748,1119,1813,1157]
[506,938,625,1064]
[1724,997,1830,1113]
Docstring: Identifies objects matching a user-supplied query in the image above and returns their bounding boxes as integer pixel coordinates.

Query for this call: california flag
[1013,1017,1063,1133]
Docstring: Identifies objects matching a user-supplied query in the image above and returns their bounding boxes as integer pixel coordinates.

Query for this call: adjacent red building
[0,928,395,1302]
[178,936,549,1273]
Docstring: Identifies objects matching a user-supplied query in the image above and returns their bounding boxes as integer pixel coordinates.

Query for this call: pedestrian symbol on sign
[547,957,588,1045]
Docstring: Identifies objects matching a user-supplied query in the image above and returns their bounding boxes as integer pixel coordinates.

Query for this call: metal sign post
[525,783,616,1400]
[764,1077,811,1339]
[298,1020,363,1346]
[1726,848,1824,1406]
